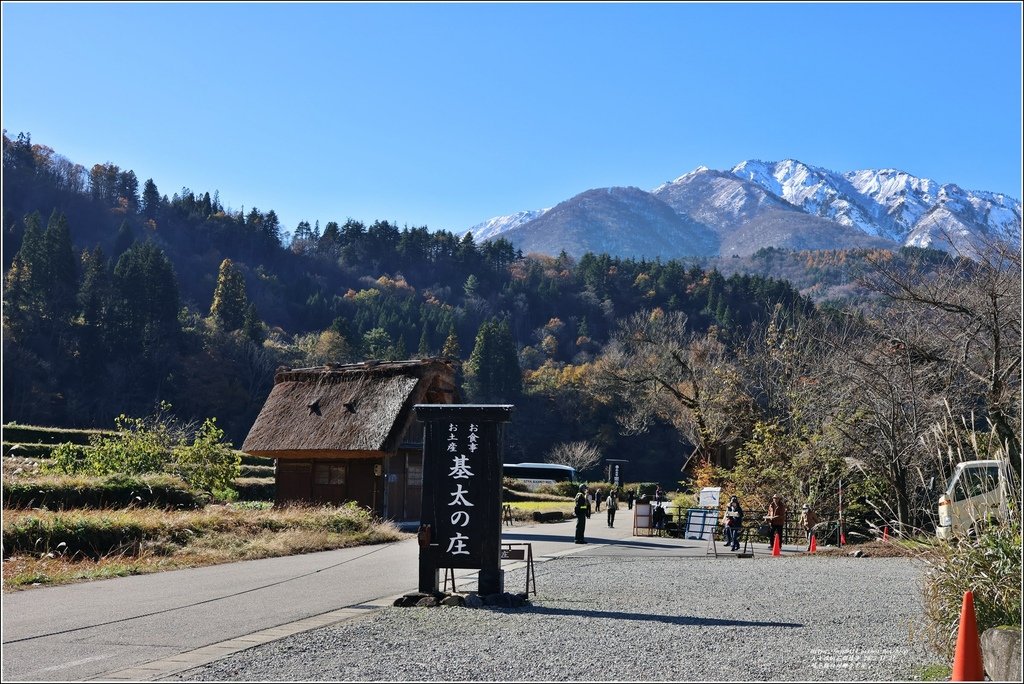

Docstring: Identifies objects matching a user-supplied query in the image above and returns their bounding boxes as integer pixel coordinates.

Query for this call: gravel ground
[172,555,937,682]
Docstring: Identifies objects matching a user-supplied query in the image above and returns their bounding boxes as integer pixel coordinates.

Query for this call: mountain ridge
[465,160,1021,259]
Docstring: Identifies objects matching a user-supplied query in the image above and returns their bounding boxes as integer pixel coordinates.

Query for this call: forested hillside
[4,131,1020,508]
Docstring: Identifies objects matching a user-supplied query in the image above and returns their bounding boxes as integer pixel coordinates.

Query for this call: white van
[936,459,1012,540]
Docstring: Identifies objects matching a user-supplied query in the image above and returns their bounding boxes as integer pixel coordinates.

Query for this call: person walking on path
[594,488,603,512]
[765,494,787,549]
[606,488,619,528]
[723,495,744,551]
[574,485,592,544]
[800,503,819,550]
[627,489,634,510]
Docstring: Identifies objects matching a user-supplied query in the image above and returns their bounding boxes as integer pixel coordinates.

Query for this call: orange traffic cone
[951,590,984,681]
[772,533,781,556]
[809,535,817,553]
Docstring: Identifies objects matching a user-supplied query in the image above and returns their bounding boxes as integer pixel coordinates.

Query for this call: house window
[314,463,347,485]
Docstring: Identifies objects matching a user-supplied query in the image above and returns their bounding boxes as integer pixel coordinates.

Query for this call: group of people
[722,493,820,551]
[587,487,636,513]
[574,484,635,542]
[575,485,822,550]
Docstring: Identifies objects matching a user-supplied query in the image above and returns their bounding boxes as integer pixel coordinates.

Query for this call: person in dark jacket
[627,489,635,510]
[723,495,744,551]
[606,488,619,528]
[574,485,592,544]
[765,494,787,550]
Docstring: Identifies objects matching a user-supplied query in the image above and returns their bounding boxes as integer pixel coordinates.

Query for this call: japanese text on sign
[445,423,479,555]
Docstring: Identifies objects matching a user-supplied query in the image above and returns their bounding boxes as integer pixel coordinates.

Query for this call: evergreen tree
[242,303,265,344]
[362,327,393,360]
[442,324,461,360]
[77,247,113,375]
[417,322,432,357]
[113,221,135,258]
[111,241,181,360]
[141,178,161,219]
[78,247,112,327]
[7,213,45,321]
[117,170,139,210]
[393,334,408,361]
[209,258,249,331]
[2,253,35,338]
[465,318,522,402]
[41,210,77,324]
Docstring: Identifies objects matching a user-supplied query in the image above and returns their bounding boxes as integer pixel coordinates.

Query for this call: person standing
[800,503,819,550]
[654,485,665,504]
[606,488,619,528]
[765,494,787,550]
[723,495,744,551]
[627,489,634,510]
[594,488,603,512]
[574,484,591,544]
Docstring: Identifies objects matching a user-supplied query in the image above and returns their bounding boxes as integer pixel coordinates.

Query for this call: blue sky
[3,2,1021,236]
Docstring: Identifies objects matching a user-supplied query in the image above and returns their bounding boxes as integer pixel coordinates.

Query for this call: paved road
[1,513,796,682]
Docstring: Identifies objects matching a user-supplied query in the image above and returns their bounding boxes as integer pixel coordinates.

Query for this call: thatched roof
[242,358,458,457]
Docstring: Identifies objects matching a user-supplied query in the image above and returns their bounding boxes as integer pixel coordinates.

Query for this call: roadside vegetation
[1,417,406,592]
[3,502,404,590]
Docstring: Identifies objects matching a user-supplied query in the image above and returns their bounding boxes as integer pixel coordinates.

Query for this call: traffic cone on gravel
[771,534,781,556]
[951,590,984,681]
[809,535,817,553]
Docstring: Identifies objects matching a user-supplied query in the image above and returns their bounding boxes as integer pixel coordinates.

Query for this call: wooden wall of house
[275,457,384,515]
[385,449,423,521]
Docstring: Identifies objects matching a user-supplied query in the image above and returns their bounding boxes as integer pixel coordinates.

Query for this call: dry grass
[2,503,409,591]
[803,538,932,558]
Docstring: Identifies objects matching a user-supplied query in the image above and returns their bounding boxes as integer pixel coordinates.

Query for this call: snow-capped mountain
[465,160,1021,259]
[730,159,1021,252]
[464,208,549,241]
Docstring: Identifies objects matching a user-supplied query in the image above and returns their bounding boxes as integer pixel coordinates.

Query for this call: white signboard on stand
[699,487,722,508]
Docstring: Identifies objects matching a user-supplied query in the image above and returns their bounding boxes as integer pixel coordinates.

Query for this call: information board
[684,508,719,540]
[699,487,722,508]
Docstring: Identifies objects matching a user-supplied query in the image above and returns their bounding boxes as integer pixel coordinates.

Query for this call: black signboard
[607,459,628,486]
[415,404,513,595]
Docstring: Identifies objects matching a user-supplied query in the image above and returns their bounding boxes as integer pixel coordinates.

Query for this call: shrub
[171,418,240,494]
[41,409,239,495]
[86,413,174,475]
[921,519,1022,659]
[542,481,579,498]
[503,477,529,492]
[47,442,87,474]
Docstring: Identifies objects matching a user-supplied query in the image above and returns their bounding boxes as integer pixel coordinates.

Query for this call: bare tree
[546,441,601,475]
[860,239,1022,477]
[597,310,754,467]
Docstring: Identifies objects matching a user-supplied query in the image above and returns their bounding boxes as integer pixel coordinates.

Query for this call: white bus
[503,463,579,492]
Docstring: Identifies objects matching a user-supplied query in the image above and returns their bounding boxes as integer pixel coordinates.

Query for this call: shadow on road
[518,605,803,628]
[501,531,697,551]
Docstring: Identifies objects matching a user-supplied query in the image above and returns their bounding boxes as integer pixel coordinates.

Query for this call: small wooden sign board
[499,548,526,560]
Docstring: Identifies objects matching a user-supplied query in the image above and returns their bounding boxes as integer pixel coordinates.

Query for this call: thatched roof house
[243,358,458,520]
